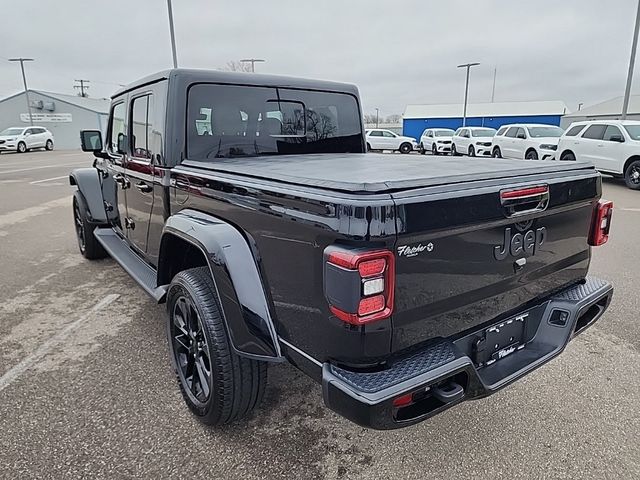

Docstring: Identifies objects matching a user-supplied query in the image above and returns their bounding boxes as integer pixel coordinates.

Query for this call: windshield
[187,84,362,160]
[0,128,24,136]
[624,125,640,140]
[434,130,454,137]
[471,128,496,137]
[527,126,563,138]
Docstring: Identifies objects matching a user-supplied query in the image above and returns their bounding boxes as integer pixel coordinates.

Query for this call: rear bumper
[321,277,613,429]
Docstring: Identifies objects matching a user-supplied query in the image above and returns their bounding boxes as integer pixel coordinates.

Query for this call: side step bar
[94,228,167,302]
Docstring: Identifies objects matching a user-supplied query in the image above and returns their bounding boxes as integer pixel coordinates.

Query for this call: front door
[103,101,128,236]
[123,93,155,255]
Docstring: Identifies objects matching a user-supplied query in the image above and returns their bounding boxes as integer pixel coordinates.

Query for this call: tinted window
[382,131,395,138]
[496,126,508,136]
[527,126,563,138]
[370,130,383,137]
[109,102,126,153]
[624,124,640,140]
[130,94,155,159]
[471,128,497,137]
[515,128,527,139]
[187,84,362,160]
[505,127,518,138]
[603,125,623,141]
[582,125,606,140]
[434,129,454,137]
[565,125,585,137]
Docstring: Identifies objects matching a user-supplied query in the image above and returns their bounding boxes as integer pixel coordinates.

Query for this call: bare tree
[386,114,402,123]
[363,114,378,124]
[224,61,252,72]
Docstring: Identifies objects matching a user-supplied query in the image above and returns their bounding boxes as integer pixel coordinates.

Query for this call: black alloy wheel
[399,143,412,154]
[469,146,476,157]
[171,295,212,406]
[492,147,501,158]
[624,159,640,190]
[526,150,539,160]
[432,143,439,156]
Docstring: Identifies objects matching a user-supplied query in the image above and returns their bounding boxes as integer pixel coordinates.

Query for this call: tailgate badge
[494,227,546,260]
[397,242,433,258]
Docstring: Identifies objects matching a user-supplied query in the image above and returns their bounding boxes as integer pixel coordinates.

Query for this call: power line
[73,79,90,97]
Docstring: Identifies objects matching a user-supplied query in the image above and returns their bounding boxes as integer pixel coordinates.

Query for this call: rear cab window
[186,84,362,160]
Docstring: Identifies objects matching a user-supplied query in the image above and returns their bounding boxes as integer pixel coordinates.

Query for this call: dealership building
[0,90,109,150]
[402,101,568,139]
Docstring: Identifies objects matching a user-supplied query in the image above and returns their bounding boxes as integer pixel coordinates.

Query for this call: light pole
[166,0,178,68]
[578,102,584,111]
[240,59,265,72]
[622,0,640,119]
[375,108,379,127]
[9,58,34,126]
[457,62,480,127]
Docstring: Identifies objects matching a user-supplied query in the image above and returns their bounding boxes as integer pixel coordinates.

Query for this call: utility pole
[74,79,90,97]
[457,62,480,127]
[9,57,34,126]
[491,66,497,102]
[166,0,178,68]
[375,108,379,127]
[622,0,640,119]
[240,59,266,72]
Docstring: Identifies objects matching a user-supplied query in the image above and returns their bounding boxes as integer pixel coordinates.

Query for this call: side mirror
[117,132,126,154]
[24,131,31,137]
[80,130,103,152]
[610,135,624,143]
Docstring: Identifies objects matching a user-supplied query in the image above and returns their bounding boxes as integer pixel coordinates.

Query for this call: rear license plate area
[473,314,527,367]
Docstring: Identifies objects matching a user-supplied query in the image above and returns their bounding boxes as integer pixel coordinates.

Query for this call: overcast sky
[0,0,636,117]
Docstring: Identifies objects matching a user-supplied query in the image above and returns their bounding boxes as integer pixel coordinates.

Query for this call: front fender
[160,209,283,362]
[69,168,117,224]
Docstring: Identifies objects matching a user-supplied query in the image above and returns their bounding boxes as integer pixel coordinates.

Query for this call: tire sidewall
[625,160,640,190]
[400,143,411,154]
[17,142,26,153]
[46,140,53,151]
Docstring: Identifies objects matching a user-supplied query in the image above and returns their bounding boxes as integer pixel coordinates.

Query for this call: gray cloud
[0,0,635,117]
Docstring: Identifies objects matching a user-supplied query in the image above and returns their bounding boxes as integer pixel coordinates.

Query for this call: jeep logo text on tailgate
[494,227,546,260]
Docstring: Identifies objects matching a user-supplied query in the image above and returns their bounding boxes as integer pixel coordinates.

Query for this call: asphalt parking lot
[0,150,638,479]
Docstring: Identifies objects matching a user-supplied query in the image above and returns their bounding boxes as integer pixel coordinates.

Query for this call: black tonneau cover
[182,154,595,193]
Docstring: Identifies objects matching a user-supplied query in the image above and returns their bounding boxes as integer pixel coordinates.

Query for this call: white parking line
[29,175,69,185]
[0,294,119,393]
[0,162,88,175]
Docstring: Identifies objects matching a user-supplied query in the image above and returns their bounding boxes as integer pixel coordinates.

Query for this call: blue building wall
[403,114,562,140]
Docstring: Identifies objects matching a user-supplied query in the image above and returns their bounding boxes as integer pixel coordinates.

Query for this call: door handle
[113,173,130,189]
[135,182,153,193]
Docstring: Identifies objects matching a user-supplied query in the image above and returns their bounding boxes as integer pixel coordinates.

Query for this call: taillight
[325,248,395,325]
[589,199,613,246]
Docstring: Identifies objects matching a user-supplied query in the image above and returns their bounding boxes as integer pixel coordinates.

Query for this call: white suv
[557,120,640,190]
[0,126,54,153]
[451,127,496,156]
[491,124,563,161]
[365,129,418,154]
[418,128,455,155]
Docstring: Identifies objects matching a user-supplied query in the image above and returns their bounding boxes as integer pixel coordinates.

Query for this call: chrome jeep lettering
[494,227,546,260]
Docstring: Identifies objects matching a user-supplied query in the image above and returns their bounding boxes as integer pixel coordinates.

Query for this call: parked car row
[0,126,55,153]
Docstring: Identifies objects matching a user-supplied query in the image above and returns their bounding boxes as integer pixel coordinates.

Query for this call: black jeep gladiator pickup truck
[72,69,613,430]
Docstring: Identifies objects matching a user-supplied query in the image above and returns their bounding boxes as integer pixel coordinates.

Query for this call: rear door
[368,130,384,149]
[600,125,626,173]
[124,92,156,255]
[513,128,528,158]
[389,169,600,351]
[502,127,518,158]
[578,124,606,166]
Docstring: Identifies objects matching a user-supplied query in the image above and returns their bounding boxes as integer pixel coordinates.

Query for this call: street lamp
[240,59,266,72]
[166,0,178,68]
[8,58,34,126]
[622,0,640,119]
[375,108,379,127]
[457,62,480,127]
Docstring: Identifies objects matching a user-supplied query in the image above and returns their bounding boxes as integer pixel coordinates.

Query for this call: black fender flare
[69,168,115,224]
[159,209,283,362]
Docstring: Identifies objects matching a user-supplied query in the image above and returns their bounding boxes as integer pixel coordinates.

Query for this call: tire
[366,143,372,152]
[451,144,457,156]
[560,151,576,161]
[399,142,412,154]
[492,147,502,158]
[419,143,426,155]
[469,146,476,157]
[167,267,267,426]
[17,142,26,153]
[73,191,107,260]
[45,139,54,151]
[432,143,439,156]
[525,149,539,160]
[624,159,640,190]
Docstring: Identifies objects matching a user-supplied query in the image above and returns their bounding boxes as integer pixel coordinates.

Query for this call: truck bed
[182,154,595,193]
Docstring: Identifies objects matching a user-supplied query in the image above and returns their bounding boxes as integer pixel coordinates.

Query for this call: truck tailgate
[390,167,601,352]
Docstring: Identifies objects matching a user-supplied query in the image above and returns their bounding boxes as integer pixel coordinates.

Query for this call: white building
[561,95,640,128]
[0,90,109,150]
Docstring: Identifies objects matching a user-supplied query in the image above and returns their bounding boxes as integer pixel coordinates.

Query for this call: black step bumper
[321,277,613,430]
